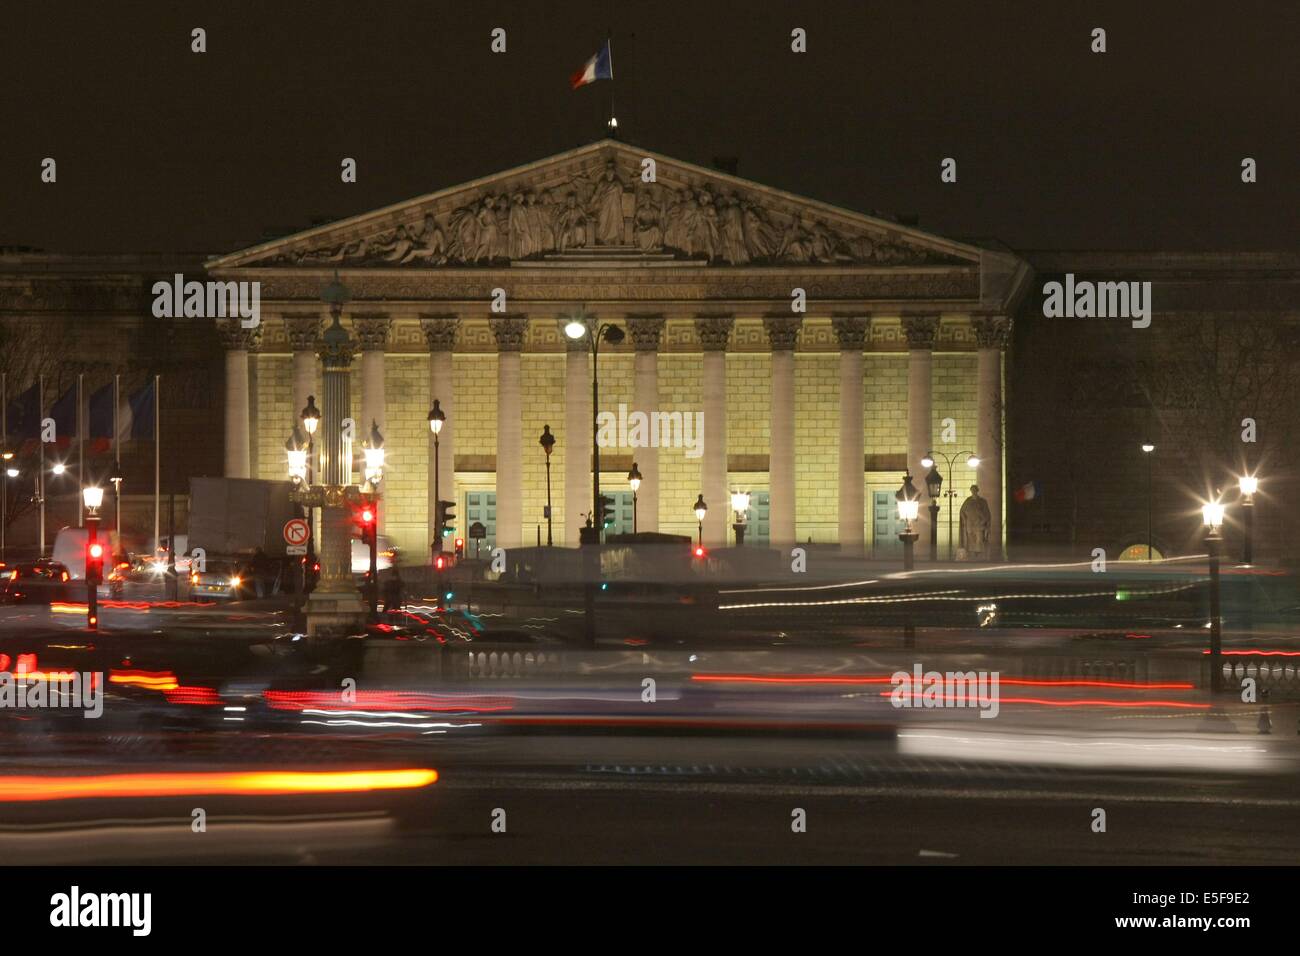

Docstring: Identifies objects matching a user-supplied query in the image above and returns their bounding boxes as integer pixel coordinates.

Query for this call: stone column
[833,316,871,556]
[973,315,1011,561]
[696,314,734,547]
[903,315,939,559]
[492,315,528,550]
[285,314,321,426]
[764,316,801,549]
[422,314,460,554]
[628,315,666,535]
[218,321,259,479]
[563,319,593,546]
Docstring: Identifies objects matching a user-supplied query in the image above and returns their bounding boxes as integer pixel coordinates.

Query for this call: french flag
[570,41,613,89]
[1014,481,1041,503]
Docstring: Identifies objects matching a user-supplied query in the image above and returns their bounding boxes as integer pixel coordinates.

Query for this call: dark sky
[3,0,1296,255]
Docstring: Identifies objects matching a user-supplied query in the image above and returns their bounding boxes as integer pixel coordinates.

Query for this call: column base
[304,589,368,637]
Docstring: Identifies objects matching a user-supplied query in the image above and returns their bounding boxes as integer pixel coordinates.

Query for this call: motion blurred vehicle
[52,526,123,581]
[0,560,75,605]
[188,557,284,601]
[351,534,396,575]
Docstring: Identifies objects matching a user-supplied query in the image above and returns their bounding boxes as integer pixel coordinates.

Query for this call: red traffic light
[88,543,104,559]
[455,537,464,550]
[434,555,446,571]
[694,546,706,558]
[361,508,375,524]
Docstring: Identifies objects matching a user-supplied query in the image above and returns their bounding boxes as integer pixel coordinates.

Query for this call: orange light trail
[0,768,438,802]
[109,669,179,691]
[1205,649,1300,657]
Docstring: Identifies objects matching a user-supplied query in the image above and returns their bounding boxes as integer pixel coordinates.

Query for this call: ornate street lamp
[730,489,751,547]
[694,494,707,549]
[1203,496,1225,692]
[895,472,921,572]
[923,464,943,562]
[428,398,446,554]
[539,424,555,546]
[564,310,625,545]
[628,461,642,535]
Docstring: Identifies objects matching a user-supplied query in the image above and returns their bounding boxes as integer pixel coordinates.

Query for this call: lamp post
[361,421,385,620]
[1203,498,1225,692]
[923,464,942,562]
[564,311,625,544]
[82,485,104,631]
[428,398,446,553]
[730,489,750,547]
[1239,474,1257,565]
[539,424,555,546]
[896,472,920,648]
[1141,443,1155,560]
[285,424,309,596]
[108,462,124,565]
[694,495,707,550]
[920,450,980,561]
[301,396,320,588]
[628,461,642,535]
[1,451,13,562]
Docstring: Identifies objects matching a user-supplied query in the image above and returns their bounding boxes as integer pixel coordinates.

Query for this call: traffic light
[87,541,104,585]
[454,537,465,559]
[595,494,616,530]
[356,505,377,545]
[693,545,707,559]
[436,499,456,538]
[434,553,447,572]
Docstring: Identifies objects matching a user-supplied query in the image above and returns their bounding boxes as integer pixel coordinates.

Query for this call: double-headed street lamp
[1203,497,1226,692]
[730,490,751,547]
[627,462,642,535]
[920,450,980,561]
[564,311,625,543]
[539,424,555,546]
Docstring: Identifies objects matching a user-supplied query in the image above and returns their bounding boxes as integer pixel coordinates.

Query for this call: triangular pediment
[209,140,977,271]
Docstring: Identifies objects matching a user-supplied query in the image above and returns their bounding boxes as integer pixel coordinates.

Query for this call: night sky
[3,1,1296,255]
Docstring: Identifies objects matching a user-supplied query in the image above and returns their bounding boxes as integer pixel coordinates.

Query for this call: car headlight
[230,575,242,588]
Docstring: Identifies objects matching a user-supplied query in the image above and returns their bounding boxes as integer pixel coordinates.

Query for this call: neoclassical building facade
[206,140,1030,559]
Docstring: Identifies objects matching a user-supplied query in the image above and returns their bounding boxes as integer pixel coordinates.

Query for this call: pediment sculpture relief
[262,160,961,268]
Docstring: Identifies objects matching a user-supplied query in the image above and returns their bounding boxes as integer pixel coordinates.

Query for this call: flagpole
[77,373,84,527]
[607,33,616,137]
[153,374,160,562]
[38,374,45,557]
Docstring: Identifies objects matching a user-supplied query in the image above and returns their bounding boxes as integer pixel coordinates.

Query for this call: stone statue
[633,188,663,250]
[959,485,992,560]
[591,160,627,245]
[557,192,588,251]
